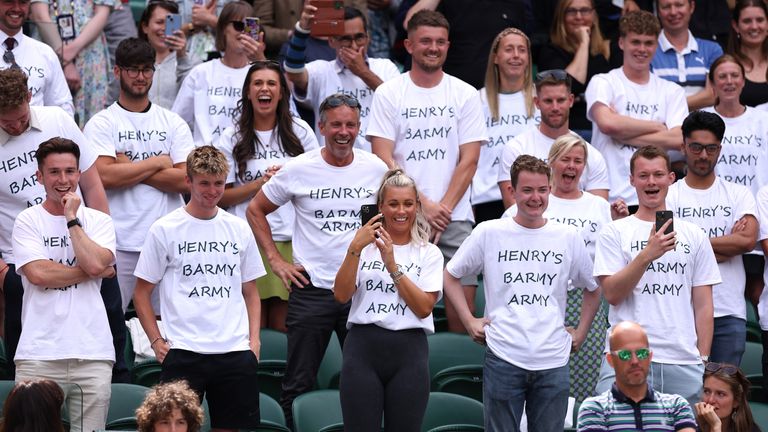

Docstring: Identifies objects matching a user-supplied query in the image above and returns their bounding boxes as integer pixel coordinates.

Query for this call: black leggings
[340,324,429,432]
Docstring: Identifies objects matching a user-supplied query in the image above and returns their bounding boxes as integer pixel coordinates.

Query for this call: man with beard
[497,69,609,208]
[593,145,719,405]
[577,322,697,431]
[666,110,757,366]
[85,37,193,313]
[367,9,487,333]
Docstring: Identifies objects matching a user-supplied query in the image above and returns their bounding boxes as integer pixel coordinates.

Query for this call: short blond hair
[186,145,229,179]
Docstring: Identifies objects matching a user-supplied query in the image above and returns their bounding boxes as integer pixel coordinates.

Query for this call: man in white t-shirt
[586,10,687,207]
[593,145,720,405]
[367,9,487,333]
[497,69,609,208]
[666,110,757,367]
[445,155,600,432]
[283,5,399,151]
[0,0,73,115]
[134,146,265,430]
[12,137,116,432]
[0,68,129,381]
[85,38,193,312]
[247,93,388,428]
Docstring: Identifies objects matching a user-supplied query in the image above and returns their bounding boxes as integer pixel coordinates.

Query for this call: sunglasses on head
[322,94,361,109]
[705,362,739,376]
[535,69,570,85]
[611,348,651,361]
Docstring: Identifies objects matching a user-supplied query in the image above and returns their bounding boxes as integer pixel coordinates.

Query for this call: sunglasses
[535,69,570,84]
[705,362,739,375]
[611,348,651,361]
[321,94,361,110]
[231,20,246,32]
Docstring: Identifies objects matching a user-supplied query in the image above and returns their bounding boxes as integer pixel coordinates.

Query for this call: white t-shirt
[0,106,97,264]
[366,72,488,223]
[496,127,610,194]
[297,58,400,151]
[172,59,249,146]
[347,242,443,333]
[2,31,73,116]
[593,215,721,363]
[134,207,266,354]
[473,89,540,205]
[85,102,194,252]
[446,218,597,370]
[667,178,756,320]
[502,193,612,261]
[215,118,319,241]
[701,106,768,196]
[12,205,116,361]
[261,148,388,289]
[585,68,688,205]
[755,185,768,329]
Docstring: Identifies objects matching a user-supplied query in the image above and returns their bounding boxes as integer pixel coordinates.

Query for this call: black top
[740,78,768,108]
[536,43,611,130]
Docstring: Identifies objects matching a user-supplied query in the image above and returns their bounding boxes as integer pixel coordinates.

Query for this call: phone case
[244,17,260,40]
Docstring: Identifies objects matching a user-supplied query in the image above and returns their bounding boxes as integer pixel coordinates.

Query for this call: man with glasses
[651,0,722,110]
[666,110,757,367]
[283,4,399,151]
[0,0,73,115]
[247,93,388,428]
[586,10,687,210]
[497,69,609,208]
[85,37,193,313]
[577,321,697,431]
[593,145,720,405]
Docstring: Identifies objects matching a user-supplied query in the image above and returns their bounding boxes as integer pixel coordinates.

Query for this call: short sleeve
[497,138,523,183]
[168,113,195,164]
[592,223,624,277]
[445,224,485,279]
[260,160,295,207]
[134,225,170,284]
[691,229,722,287]
[584,145,610,191]
[585,74,613,122]
[83,111,117,158]
[457,89,489,146]
[366,80,399,142]
[11,212,48,273]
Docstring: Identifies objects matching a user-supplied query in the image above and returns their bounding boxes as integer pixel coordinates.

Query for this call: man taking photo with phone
[593,145,720,405]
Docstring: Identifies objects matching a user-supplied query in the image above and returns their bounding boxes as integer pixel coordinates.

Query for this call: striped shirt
[651,30,723,96]
[577,384,697,431]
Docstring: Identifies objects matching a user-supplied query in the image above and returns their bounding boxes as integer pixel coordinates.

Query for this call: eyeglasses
[686,142,721,155]
[565,7,594,16]
[231,20,245,32]
[320,93,361,111]
[334,32,368,46]
[535,69,571,85]
[120,66,156,78]
[250,59,281,67]
[705,362,739,375]
[610,348,651,361]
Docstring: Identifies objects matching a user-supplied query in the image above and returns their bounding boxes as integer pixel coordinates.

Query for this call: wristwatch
[390,270,404,285]
[66,217,81,229]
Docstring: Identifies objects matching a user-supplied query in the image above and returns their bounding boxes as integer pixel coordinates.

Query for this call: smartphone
[655,210,674,235]
[193,0,204,5]
[360,204,379,226]
[244,16,260,41]
[310,0,345,37]
[165,14,181,38]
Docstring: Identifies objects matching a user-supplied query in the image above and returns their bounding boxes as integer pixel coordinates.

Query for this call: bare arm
[79,165,110,214]
[569,287,601,352]
[440,142,480,211]
[622,126,684,151]
[686,81,717,111]
[589,102,667,142]
[94,155,170,189]
[29,2,63,53]
[444,268,489,344]
[710,215,758,262]
[142,162,189,194]
[61,5,111,63]
[134,278,170,362]
[404,0,440,28]
[219,166,278,208]
[22,260,94,288]
[242,280,261,359]
[565,28,591,84]
[586,188,609,200]
[371,136,397,168]
[334,215,382,303]
[62,193,114,276]
[692,284,714,357]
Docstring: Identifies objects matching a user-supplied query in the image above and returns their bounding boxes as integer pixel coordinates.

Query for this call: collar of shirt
[659,30,699,55]
[0,105,42,146]
[334,56,370,74]
[611,382,656,404]
[0,28,25,49]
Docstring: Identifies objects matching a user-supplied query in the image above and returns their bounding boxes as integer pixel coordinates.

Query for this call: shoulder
[353,149,388,169]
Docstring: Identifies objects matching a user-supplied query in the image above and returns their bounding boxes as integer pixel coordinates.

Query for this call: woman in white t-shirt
[334,169,443,432]
[215,60,318,332]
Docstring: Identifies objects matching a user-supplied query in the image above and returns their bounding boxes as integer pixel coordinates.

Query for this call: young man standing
[444,155,600,432]
[12,137,116,432]
[134,146,265,431]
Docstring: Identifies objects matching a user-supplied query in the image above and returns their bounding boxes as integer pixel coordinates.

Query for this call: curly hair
[619,10,661,38]
[0,68,30,113]
[186,145,229,179]
[136,381,204,432]
[510,154,550,188]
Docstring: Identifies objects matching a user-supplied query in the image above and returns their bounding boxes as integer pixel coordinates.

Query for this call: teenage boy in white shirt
[445,154,600,432]
[134,146,265,430]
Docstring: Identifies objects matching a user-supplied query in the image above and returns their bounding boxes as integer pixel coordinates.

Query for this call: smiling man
[444,155,599,432]
[577,321,697,431]
[84,37,193,313]
[586,10,687,208]
[593,145,720,405]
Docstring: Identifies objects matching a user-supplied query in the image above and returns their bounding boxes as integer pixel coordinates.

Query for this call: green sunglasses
[611,348,651,361]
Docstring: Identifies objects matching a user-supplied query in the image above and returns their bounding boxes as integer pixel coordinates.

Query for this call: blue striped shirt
[577,384,697,431]
[651,30,723,93]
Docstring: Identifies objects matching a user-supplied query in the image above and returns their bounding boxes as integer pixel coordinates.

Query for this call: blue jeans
[483,349,569,432]
[711,316,746,366]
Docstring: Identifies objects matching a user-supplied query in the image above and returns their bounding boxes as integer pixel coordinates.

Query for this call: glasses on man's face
[565,7,594,16]
[686,142,721,155]
[321,94,361,110]
[231,20,246,32]
[611,348,651,361]
[334,32,368,46]
[120,66,156,78]
[704,362,739,375]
